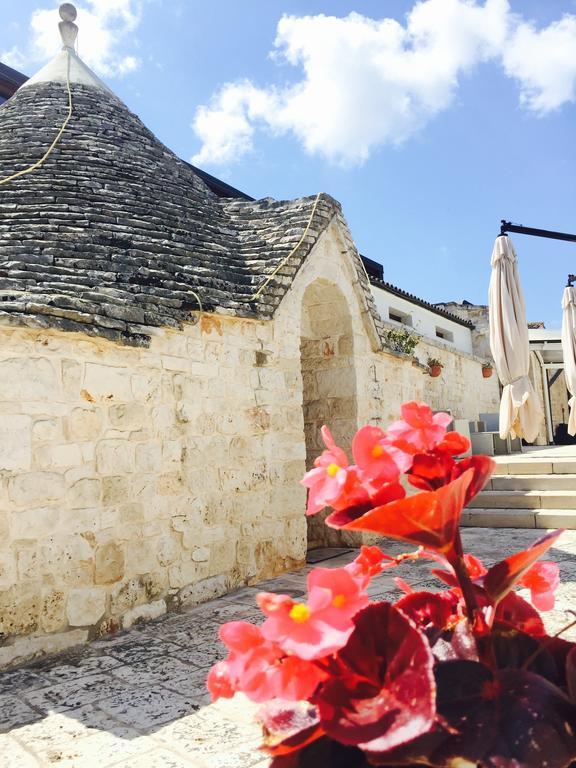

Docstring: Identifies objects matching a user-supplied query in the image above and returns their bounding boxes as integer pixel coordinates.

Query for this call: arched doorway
[300,279,360,549]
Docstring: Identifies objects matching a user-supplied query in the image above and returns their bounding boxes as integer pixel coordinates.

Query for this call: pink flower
[206,621,325,703]
[258,566,369,660]
[518,561,560,611]
[301,426,353,515]
[352,425,412,483]
[386,402,452,453]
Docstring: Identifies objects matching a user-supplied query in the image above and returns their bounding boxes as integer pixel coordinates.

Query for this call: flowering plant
[207,402,576,767]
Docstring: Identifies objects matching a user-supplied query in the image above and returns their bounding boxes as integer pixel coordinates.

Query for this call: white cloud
[502,15,576,113]
[191,0,576,167]
[2,0,142,78]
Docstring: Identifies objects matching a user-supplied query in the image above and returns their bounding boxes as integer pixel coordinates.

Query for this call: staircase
[463,454,576,529]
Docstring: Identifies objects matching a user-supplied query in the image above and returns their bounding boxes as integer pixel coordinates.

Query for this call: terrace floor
[1,528,576,767]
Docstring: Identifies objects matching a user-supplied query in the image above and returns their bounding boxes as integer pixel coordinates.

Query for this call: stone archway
[300,279,359,549]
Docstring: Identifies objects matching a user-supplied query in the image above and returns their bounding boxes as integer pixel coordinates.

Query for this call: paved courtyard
[1,527,575,767]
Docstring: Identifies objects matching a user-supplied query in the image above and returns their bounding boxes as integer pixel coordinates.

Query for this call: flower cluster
[207,402,576,768]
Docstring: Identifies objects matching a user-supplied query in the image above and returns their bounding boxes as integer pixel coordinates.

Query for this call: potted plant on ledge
[427,357,443,377]
[482,361,494,378]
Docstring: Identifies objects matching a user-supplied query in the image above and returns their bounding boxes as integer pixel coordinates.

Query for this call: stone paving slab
[1,529,575,767]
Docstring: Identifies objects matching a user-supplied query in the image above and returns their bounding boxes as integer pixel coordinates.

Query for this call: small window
[389,308,412,326]
[435,327,454,342]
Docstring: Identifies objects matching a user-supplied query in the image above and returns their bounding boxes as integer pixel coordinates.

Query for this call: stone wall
[0,316,307,666]
[0,218,501,666]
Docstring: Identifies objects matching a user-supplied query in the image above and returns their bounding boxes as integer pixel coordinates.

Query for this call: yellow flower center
[332,594,346,608]
[371,444,384,458]
[327,463,340,477]
[289,603,311,623]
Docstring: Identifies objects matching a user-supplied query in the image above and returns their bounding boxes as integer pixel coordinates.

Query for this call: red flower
[518,561,560,611]
[258,566,369,660]
[206,621,325,703]
[386,401,452,453]
[315,602,436,753]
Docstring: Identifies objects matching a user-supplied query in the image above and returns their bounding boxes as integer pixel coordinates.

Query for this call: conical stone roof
[0,8,351,345]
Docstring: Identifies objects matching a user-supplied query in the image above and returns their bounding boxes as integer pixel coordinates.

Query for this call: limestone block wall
[0,317,307,666]
[273,221,501,548]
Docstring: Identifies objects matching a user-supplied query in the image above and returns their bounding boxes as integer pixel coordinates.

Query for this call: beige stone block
[66,587,106,626]
[156,536,180,566]
[0,628,87,667]
[32,418,61,443]
[16,545,38,581]
[41,534,94,586]
[102,476,129,505]
[95,542,125,584]
[125,539,158,575]
[59,507,99,535]
[9,472,65,506]
[0,510,8,547]
[135,442,162,473]
[34,442,84,469]
[83,363,132,402]
[108,402,148,430]
[62,359,82,398]
[157,473,182,495]
[122,598,166,629]
[0,550,16,586]
[168,559,203,589]
[68,478,101,508]
[535,509,576,528]
[110,577,146,614]
[0,583,39,634]
[11,506,59,538]
[67,408,102,440]
[41,587,67,633]
[0,358,59,401]
[191,546,210,563]
[129,373,159,404]
[96,439,135,474]
[118,503,144,525]
[0,415,31,471]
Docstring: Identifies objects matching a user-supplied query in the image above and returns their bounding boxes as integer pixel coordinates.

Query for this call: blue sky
[2,0,576,327]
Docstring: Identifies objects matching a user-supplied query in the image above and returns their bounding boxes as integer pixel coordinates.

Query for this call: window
[435,327,454,343]
[388,308,412,326]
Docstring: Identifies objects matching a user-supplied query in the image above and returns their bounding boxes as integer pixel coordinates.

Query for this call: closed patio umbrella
[488,235,542,442]
[561,286,576,436]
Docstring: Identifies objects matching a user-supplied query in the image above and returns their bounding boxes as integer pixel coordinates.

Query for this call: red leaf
[483,530,564,605]
[342,470,473,552]
[455,455,495,504]
[495,591,545,637]
[372,661,576,768]
[315,602,436,752]
[259,700,323,757]
[395,591,455,632]
[568,647,576,704]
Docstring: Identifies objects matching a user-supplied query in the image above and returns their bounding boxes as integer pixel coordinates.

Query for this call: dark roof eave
[370,277,475,329]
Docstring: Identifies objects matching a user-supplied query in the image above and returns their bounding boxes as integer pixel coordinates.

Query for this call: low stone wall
[0,318,307,666]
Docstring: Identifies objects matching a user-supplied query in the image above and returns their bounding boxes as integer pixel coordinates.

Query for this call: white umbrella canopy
[488,235,542,442]
[561,286,576,436]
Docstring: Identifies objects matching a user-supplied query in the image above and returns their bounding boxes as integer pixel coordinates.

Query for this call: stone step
[462,508,576,529]
[469,490,576,509]
[492,459,576,476]
[490,474,576,491]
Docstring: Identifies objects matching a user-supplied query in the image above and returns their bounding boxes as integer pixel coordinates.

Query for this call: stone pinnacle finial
[59,3,78,49]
